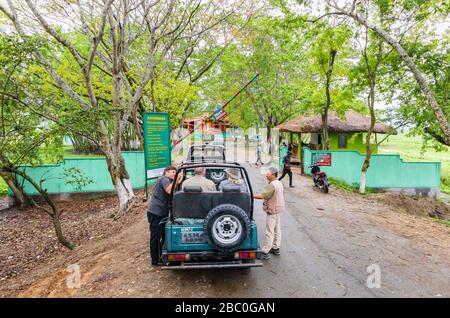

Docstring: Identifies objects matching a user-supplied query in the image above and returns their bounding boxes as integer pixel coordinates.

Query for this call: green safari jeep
[158,162,262,269]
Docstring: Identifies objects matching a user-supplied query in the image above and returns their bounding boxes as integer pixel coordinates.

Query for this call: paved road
[163,163,449,297]
[165,164,376,297]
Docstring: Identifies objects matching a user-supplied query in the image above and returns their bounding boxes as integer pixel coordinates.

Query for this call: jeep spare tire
[204,204,251,253]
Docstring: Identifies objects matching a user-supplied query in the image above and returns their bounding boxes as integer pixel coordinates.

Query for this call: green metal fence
[303,148,441,188]
[10,152,150,195]
[10,148,441,196]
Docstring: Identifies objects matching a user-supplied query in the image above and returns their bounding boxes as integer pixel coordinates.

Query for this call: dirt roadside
[0,192,216,297]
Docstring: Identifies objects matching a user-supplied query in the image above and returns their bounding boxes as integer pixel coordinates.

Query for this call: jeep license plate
[181,232,206,244]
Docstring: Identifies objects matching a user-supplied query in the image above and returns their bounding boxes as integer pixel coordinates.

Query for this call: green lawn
[378,134,450,194]
[63,146,104,159]
[0,178,8,196]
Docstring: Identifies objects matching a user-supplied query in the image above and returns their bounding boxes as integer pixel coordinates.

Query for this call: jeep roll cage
[168,162,254,221]
[186,144,226,163]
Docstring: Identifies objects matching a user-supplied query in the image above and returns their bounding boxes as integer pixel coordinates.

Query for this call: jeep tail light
[234,252,256,259]
[168,254,190,262]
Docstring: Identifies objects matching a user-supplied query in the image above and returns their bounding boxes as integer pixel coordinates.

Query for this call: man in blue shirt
[147,166,183,266]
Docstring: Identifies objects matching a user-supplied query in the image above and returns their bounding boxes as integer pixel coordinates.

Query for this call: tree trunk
[359,169,367,193]
[322,49,336,150]
[114,176,134,212]
[0,172,27,208]
[52,212,75,250]
[266,124,272,155]
[360,78,376,194]
[104,152,135,215]
[132,104,143,150]
[0,154,28,208]
[106,8,135,216]
[1,166,74,249]
[26,174,75,249]
[244,132,249,163]
[344,11,450,146]
[321,112,329,150]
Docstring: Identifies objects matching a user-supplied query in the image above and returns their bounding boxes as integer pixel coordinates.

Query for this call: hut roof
[183,113,229,123]
[276,110,397,134]
[183,115,207,123]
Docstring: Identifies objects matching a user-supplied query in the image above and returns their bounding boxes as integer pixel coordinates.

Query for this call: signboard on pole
[311,152,332,166]
[143,112,171,180]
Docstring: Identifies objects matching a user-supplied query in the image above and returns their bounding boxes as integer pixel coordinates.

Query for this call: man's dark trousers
[279,169,293,186]
[148,212,164,265]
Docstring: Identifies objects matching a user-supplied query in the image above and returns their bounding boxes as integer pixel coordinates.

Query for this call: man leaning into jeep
[147,166,183,266]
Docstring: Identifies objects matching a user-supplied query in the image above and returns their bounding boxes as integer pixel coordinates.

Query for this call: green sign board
[143,112,171,179]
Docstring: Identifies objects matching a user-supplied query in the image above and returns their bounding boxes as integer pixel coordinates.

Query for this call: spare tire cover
[204,204,251,253]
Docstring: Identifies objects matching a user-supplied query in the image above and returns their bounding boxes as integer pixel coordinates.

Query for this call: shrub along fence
[302,148,441,197]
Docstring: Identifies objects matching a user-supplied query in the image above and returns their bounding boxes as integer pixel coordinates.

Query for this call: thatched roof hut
[276,110,397,134]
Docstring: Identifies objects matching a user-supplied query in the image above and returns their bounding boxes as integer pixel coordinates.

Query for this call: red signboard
[312,153,332,166]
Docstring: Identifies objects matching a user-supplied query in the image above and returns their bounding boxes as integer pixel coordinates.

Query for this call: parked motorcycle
[309,164,329,193]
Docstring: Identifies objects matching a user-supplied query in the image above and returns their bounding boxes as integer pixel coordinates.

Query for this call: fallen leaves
[0,191,147,283]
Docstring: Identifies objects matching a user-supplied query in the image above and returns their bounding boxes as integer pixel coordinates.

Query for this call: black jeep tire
[204,204,251,253]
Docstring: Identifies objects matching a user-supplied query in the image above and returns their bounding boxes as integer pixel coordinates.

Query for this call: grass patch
[63,146,104,159]
[440,176,450,194]
[379,134,450,194]
[328,177,377,195]
[431,219,450,227]
[0,178,8,196]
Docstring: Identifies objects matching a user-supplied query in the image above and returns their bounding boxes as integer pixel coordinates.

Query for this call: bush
[0,178,8,196]
[328,177,377,194]
[441,176,450,195]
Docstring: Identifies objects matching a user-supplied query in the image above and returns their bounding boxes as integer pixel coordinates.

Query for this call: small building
[276,111,441,197]
[183,114,234,143]
[276,110,397,171]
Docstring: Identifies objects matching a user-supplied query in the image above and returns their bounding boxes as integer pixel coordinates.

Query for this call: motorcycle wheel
[322,179,329,193]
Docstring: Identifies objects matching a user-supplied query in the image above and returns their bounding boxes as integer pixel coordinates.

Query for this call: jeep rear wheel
[204,204,251,253]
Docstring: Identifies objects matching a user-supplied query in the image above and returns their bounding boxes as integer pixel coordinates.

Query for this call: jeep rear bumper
[161,259,263,270]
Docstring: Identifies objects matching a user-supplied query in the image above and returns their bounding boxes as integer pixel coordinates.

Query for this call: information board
[311,152,332,166]
[143,112,171,180]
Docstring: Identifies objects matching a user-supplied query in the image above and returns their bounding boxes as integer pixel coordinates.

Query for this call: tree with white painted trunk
[352,26,394,193]
[0,0,245,214]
